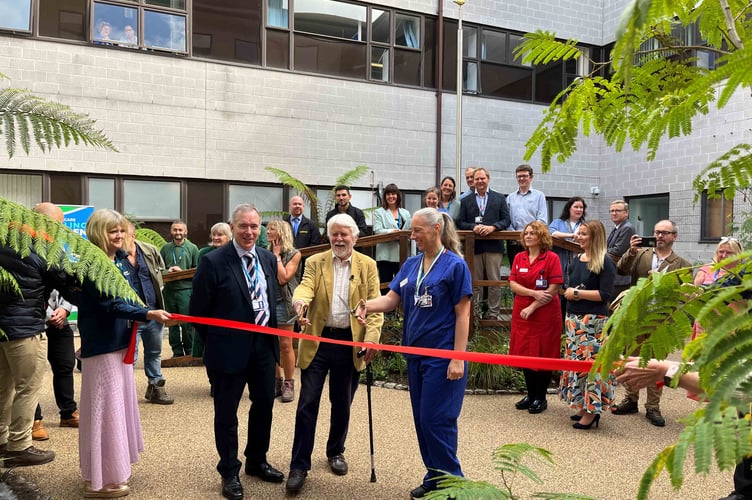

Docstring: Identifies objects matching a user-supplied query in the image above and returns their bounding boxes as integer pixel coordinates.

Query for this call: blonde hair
[714,237,744,263]
[413,208,463,258]
[87,208,129,255]
[582,220,607,274]
[267,219,295,254]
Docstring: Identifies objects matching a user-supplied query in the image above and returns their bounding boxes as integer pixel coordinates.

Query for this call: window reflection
[92,2,137,46]
[0,0,32,31]
[294,0,366,40]
[371,9,389,43]
[294,33,366,79]
[395,13,419,48]
[144,10,186,51]
[193,0,261,63]
[268,0,288,28]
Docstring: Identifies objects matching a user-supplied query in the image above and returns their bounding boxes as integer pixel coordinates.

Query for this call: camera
[639,236,657,247]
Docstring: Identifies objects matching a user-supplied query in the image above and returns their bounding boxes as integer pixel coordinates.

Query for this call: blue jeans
[135,319,165,385]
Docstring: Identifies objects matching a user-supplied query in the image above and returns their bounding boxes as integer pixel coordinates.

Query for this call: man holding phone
[613,220,691,426]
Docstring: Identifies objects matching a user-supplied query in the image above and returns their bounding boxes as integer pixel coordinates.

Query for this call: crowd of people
[0,166,746,499]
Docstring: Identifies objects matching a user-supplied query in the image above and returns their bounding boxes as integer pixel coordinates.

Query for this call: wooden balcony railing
[165,230,581,333]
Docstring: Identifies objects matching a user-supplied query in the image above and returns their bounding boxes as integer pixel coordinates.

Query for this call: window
[268,0,289,28]
[701,191,733,241]
[39,0,86,40]
[123,180,180,220]
[0,0,32,32]
[228,185,283,223]
[88,178,115,210]
[91,0,187,52]
[50,174,83,205]
[192,0,262,64]
[294,0,366,40]
[0,172,41,206]
[625,194,670,236]
[186,181,224,243]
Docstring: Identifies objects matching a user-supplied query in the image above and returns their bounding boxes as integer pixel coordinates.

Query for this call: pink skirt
[79,349,144,490]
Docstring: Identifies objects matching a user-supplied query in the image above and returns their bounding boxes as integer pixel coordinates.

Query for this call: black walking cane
[358,349,377,482]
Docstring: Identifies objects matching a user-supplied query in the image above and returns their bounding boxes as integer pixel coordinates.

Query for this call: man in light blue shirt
[506,164,547,264]
[459,167,476,200]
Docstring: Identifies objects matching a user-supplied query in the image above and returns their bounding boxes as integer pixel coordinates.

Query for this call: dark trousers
[733,453,752,498]
[377,261,400,294]
[522,368,551,401]
[38,324,77,420]
[209,342,276,479]
[290,330,359,471]
[164,287,194,356]
[408,355,466,488]
[506,241,524,268]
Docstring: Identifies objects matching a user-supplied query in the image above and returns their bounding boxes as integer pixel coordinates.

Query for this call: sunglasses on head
[720,236,739,244]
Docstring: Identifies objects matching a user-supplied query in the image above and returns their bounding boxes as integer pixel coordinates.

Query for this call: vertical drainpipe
[435,0,445,187]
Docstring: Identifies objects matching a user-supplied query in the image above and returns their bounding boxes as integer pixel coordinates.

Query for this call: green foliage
[135,228,167,249]
[424,443,595,500]
[265,165,370,226]
[467,329,525,391]
[0,197,143,311]
[0,84,116,158]
[519,1,752,496]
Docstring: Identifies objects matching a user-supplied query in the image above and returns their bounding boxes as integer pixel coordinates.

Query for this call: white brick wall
[1,0,749,264]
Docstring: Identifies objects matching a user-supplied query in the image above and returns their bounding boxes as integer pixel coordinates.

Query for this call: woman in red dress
[509,220,563,414]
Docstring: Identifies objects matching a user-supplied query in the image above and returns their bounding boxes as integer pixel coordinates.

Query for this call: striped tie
[245,254,269,326]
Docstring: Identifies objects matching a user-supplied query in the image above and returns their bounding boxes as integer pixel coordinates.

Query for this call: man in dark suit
[190,204,284,500]
[284,196,321,249]
[458,167,511,320]
[606,199,636,297]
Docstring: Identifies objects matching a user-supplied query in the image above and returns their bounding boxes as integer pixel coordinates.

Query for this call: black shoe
[285,469,307,493]
[410,484,434,499]
[719,492,746,500]
[645,407,666,427]
[514,395,532,410]
[245,461,284,483]
[221,476,243,500]
[570,414,583,421]
[528,399,548,414]
[611,398,639,415]
[572,414,601,430]
[327,454,348,475]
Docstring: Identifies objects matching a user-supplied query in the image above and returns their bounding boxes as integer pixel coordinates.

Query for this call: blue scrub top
[390,250,472,351]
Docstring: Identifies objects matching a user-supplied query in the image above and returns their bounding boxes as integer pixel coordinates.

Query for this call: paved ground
[20,337,732,500]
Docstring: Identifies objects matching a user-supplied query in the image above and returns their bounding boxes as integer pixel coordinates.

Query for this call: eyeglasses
[516,174,530,179]
[654,230,676,237]
[609,209,625,213]
[720,236,739,244]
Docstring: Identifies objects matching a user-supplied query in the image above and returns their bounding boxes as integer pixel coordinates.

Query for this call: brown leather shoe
[60,409,80,428]
[32,420,49,441]
[3,445,55,466]
[83,482,130,498]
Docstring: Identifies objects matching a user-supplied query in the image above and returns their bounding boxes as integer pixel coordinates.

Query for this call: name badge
[252,299,265,310]
[519,268,528,273]
[400,278,409,288]
[535,278,548,290]
[414,294,433,308]
[475,216,483,224]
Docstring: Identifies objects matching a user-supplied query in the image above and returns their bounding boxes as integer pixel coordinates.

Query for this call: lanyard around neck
[416,246,444,294]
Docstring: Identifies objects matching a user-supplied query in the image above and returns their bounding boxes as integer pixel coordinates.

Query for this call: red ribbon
[170,314,594,372]
[123,321,138,364]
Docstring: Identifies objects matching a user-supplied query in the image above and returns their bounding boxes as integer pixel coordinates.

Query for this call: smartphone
[640,236,657,247]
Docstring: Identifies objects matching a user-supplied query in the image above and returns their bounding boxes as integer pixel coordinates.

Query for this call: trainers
[275,377,284,398]
[281,380,295,403]
[60,409,80,428]
[3,445,55,467]
[645,407,666,427]
[611,398,639,415]
[146,380,174,405]
[32,420,49,441]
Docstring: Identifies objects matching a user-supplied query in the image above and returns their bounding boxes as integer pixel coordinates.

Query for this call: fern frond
[693,144,752,202]
[0,197,141,304]
[0,266,22,298]
[0,88,117,158]
[424,475,508,499]
[135,228,167,249]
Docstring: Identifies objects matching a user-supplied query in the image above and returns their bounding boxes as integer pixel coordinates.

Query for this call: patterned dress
[559,256,616,414]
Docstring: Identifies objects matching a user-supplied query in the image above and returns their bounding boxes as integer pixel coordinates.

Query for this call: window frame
[700,190,734,242]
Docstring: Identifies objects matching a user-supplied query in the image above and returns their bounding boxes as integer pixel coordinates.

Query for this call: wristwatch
[663,364,680,387]
[573,289,579,299]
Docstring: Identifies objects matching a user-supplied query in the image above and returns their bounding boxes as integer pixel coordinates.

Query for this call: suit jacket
[190,242,280,374]
[458,190,511,254]
[607,220,636,287]
[617,247,692,286]
[284,214,321,248]
[292,250,383,372]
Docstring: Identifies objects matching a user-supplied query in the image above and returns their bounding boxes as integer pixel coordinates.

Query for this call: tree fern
[0,197,142,306]
[0,87,117,158]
